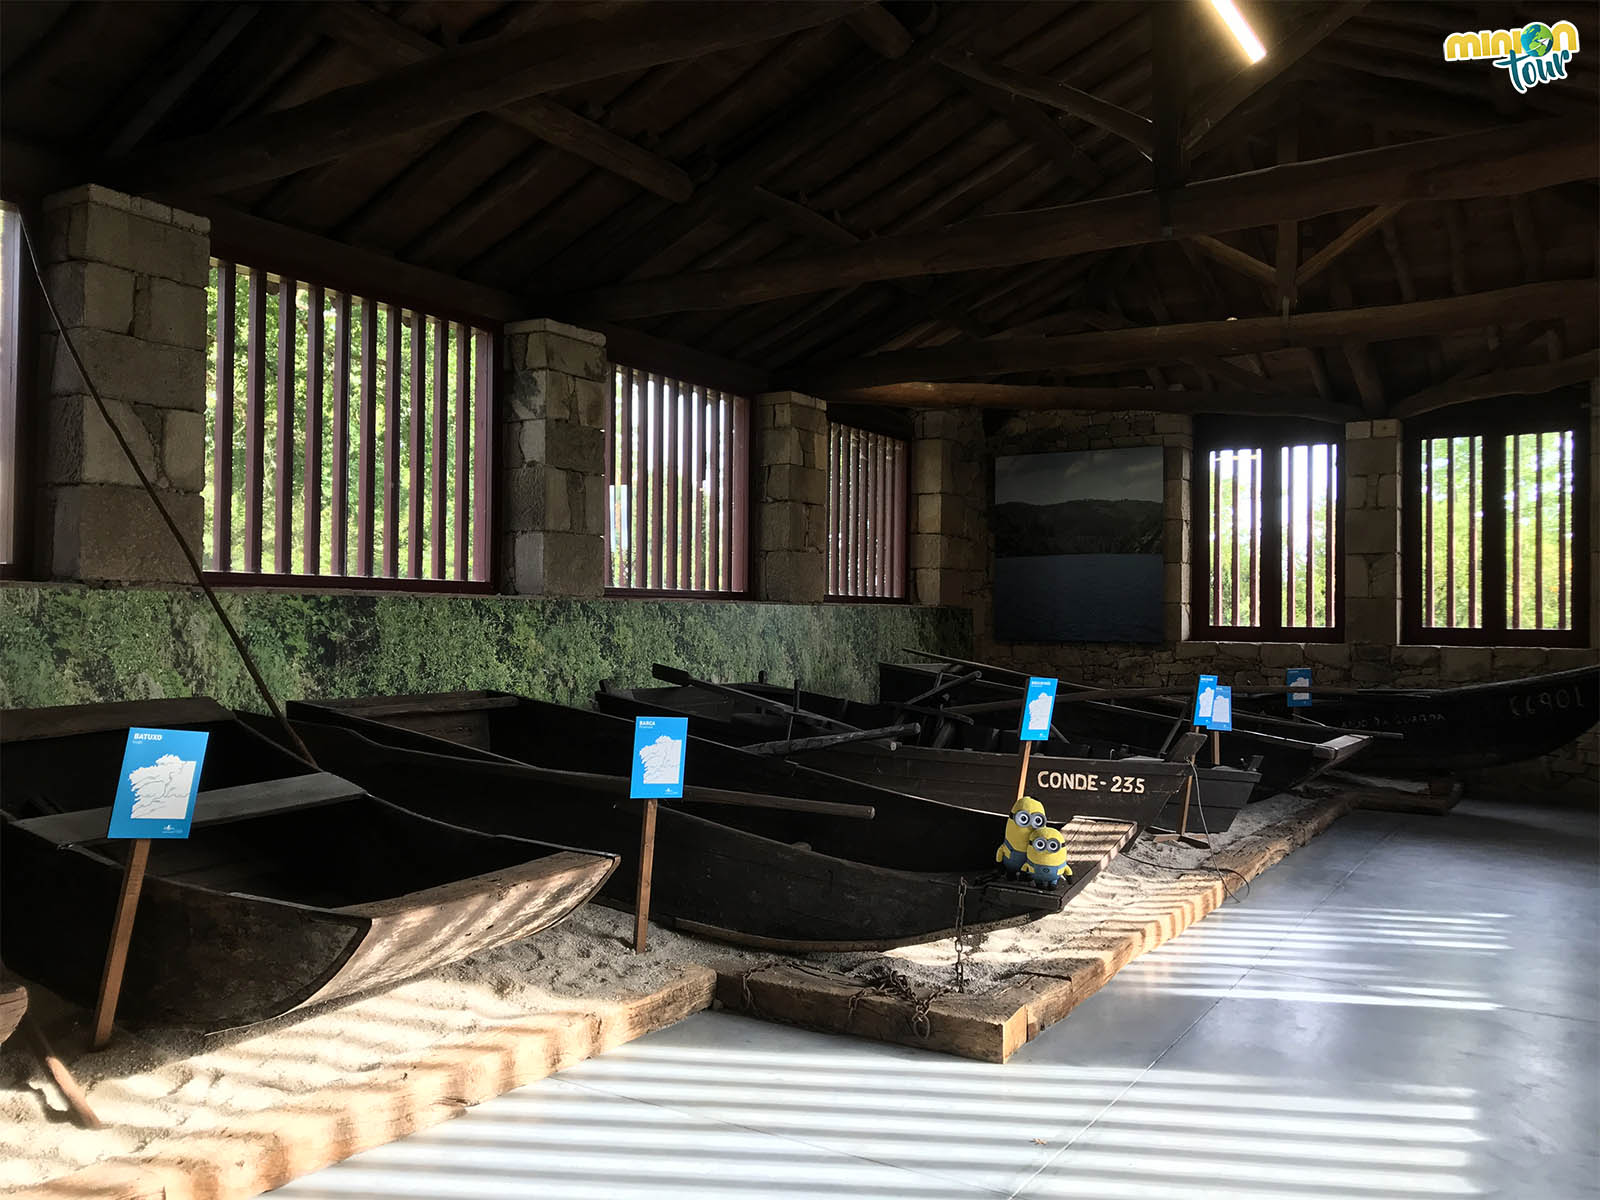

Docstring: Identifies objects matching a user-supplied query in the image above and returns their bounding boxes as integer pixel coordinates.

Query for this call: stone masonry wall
[499,319,608,596]
[755,390,827,602]
[36,185,209,583]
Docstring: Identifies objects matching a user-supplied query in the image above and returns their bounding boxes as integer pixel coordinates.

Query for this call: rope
[19,217,316,765]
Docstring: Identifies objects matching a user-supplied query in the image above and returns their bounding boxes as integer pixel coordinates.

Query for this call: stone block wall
[499,319,608,596]
[35,185,209,582]
[909,409,986,610]
[1343,418,1402,645]
[755,390,827,602]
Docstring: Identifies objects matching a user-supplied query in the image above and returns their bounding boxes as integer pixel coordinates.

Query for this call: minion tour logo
[1442,20,1581,92]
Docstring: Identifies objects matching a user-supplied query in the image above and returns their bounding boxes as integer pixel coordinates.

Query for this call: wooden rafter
[1185,234,1276,287]
[1184,1,1369,153]
[1393,351,1599,419]
[1327,268,1385,415]
[826,381,1356,421]
[1295,203,1404,288]
[941,68,1104,188]
[794,280,1597,390]
[125,2,858,193]
[1275,120,1299,313]
[931,51,1154,155]
[573,121,1596,317]
[315,2,694,204]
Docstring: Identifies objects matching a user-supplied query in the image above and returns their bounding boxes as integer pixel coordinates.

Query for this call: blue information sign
[1193,674,1220,728]
[1019,677,1058,742]
[1286,667,1313,707]
[107,727,209,839]
[1210,685,1235,732]
[630,716,689,799]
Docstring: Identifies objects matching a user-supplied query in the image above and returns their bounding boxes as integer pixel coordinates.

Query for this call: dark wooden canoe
[0,699,617,1031]
[879,659,1373,797]
[1243,665,1600,773]
[592,678,1192,830]
[281,693,1129,952]
[0,975,24,1046]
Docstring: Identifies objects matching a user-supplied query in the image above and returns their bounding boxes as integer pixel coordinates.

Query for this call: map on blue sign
[1020,677,1059,742]
[631,716,689,799]
[1287,667,1313,708]
[107,727,210,839]
[1210,686,1234,732]
[1193,674,1219,728]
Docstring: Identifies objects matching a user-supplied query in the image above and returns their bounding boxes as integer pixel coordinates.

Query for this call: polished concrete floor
[277,796,1599,1199]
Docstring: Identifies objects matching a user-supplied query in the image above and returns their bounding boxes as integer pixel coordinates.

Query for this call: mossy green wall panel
[0,584,972,711]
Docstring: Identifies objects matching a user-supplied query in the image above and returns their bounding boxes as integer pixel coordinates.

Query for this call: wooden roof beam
[126,2,858,193]
[314,2,693,204]
[1393,351,1599,419]
[827,382,1355,421]
[941,69,1105,189]
[793,280,1597,390]
[1186,234,1276,288]
[1295,202,1404,289]
[569,120,1595,318]
[931,50,1153,155]
[846,4,914,59]
[1184,1,1368,154]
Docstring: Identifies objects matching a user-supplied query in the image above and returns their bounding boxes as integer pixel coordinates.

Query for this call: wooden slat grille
[606,365,749,593]
[826,423,908,600]
[204,260,491,584]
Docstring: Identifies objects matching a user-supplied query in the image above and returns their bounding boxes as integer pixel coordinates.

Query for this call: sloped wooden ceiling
[2,0,1596,417]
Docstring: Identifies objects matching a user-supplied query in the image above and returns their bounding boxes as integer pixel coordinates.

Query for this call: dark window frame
[1403,392,1590,648]
[202,258,498,593]
[825,420,909,603]
[1190,416,1347,643]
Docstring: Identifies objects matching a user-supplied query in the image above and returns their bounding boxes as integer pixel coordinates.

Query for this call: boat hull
[285,696,1119,951]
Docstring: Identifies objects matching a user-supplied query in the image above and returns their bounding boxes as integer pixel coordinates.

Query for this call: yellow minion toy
[997,795,1047,879]
[1020,827,1073,891]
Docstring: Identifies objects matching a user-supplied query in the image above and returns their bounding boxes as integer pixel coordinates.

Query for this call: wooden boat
[879,658,1373,799]
[280,693,1126,952]
[0,699,617,1031]
[592,672,1197,831]
[0,975,25,1046]
[1244,665,1600,773]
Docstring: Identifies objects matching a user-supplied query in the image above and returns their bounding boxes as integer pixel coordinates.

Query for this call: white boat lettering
[1510,686,1585,717]
[1036,769,1102,791]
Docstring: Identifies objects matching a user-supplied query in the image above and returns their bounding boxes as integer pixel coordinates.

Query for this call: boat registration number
[1036,770,1145,794]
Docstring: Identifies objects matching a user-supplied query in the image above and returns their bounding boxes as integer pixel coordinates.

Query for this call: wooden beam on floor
[125,2,857,193]
[1184,1,1368,154]
[795,279,1597,390]
[826,381,1354,420]
[931,50,1154,155]
[570,121,1596,317]
[1392,350,1599,419]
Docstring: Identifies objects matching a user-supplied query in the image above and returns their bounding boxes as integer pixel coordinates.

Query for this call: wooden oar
[741,722,922,756]
[651,665,860,734]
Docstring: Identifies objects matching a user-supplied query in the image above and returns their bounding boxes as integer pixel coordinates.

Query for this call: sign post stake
[633,799,658,953]
[628,714,688,955]
[91,838,151,1049]
[1014,742,1033,802]
[1156,675,1216,848]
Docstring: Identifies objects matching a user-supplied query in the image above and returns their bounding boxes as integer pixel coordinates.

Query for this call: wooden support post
[633,798,659,953]
[1155,728,1210,849]
[91,839,151,1049]
[1015,741,1033,803]
[1212,730,1221,767]
[20,1016,103,1129]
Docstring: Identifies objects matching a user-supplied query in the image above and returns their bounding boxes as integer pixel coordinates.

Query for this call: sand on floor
[0,788,1321,1192]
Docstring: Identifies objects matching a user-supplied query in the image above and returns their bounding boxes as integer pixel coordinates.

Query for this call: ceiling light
[1208,0,1268,63]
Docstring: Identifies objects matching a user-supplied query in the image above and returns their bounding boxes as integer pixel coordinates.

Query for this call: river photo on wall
[992,447,1164,643]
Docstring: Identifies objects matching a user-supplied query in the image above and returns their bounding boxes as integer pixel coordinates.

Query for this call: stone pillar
[1161,436,1193,644]
[36,185,209,583]
[1343,418,1402,647]
[754,390,827,602]
[909,408,984,610]
[499,319,607,596]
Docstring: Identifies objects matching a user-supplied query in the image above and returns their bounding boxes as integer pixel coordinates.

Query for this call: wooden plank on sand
[714,794,1353,1063]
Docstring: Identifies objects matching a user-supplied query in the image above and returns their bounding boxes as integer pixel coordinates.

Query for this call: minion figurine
[997,796,1047,878]
[1020,828,1074,891]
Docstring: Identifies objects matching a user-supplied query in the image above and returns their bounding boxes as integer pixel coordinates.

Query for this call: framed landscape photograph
[992,447,1165,643]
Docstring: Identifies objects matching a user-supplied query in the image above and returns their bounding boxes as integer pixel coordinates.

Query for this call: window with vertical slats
[1192,419,1342,641]
[203,262,493,585]
[1406,397,1588,645]
[826,423,907,600]
[605,365,749,594]
[0,205,21,572]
